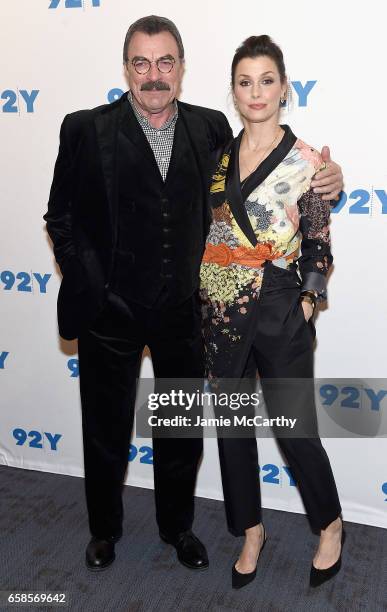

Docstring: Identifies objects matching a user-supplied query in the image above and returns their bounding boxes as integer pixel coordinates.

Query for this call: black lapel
[178,103,213,238]
[94,96,122,221]
[225,124,297,247]
[118,96,163,180]
[226,131,258,246]
[178,103,210,191]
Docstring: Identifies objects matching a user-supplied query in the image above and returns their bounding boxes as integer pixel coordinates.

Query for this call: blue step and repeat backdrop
[1,0,386,528]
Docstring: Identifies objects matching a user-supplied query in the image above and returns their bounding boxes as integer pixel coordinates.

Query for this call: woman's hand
[301,299,314,322]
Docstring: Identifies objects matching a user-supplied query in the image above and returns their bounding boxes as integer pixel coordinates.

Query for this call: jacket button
[161,197,169,204]
[163,258,171,264]
[163,227,170,233]
[163,244,171,249]
[162,212,170,218]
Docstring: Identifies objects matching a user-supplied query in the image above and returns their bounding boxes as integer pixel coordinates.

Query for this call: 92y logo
[13,428,62,451]
[1,90,39,114]
[68,358,79,377]
[129,444,153,464]
[332,188,387,215]
[288,80,316,107]
[1,271,51,293]
[258,463,296,486]
[0,352,9,369]
[49,0,100,7]
[319,384,387,411]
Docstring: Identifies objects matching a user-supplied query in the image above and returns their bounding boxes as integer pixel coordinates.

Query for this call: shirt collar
[127,90,178,130]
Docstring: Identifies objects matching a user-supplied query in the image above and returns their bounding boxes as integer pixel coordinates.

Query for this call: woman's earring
[280,92,287,108]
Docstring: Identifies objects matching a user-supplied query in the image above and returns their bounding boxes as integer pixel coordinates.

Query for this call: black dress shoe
[159,530,209,570]
[85,534,121,571]
[309,529,346,587]
[232,525,267,590]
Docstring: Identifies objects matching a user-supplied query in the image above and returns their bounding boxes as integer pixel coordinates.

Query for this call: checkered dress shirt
[127,91,178,181]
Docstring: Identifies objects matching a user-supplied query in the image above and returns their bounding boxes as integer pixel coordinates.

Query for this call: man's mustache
[140,80,170,91]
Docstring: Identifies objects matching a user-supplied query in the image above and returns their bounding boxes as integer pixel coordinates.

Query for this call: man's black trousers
[78,290,204,539]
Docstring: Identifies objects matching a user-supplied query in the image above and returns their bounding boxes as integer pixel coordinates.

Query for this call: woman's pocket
[297,298,316,341]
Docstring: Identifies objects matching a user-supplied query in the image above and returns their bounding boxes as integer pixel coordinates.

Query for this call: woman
[200,35,344,589]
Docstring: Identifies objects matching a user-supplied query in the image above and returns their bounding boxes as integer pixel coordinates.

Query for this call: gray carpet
[1,465,386,612]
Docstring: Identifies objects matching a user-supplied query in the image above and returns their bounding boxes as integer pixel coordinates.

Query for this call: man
[44,15,343,572]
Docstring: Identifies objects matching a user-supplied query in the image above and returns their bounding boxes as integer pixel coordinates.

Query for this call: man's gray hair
[123,15,185,63]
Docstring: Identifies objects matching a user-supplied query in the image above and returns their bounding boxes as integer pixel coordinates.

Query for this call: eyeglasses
[130,57,175,75]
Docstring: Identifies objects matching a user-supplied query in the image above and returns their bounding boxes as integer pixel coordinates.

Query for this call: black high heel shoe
[309,529,346,588]
[232,525,267,590]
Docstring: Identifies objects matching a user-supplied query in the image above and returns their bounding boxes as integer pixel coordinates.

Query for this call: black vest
[111,114,204,306]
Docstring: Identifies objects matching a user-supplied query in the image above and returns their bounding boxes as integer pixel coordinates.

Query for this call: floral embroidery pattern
[200,263,261,303]
[210,152,230,193]
[245,199,273,231]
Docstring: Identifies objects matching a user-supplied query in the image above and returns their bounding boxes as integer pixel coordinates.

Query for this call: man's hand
[310,146,344,201]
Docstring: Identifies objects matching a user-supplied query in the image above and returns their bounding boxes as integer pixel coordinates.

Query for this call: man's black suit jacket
[44,93,232,340]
